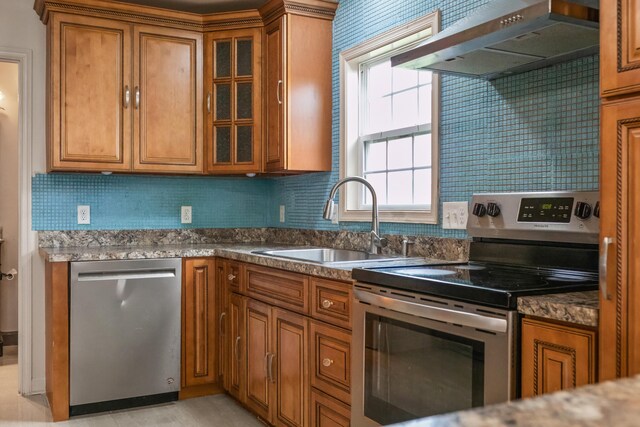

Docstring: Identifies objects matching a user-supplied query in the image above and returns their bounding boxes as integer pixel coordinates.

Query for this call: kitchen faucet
[322,176,388,254]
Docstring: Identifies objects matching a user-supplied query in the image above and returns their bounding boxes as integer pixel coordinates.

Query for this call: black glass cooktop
[351,262,599,309]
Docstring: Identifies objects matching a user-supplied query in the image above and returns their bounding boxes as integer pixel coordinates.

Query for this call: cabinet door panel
[133,26,203,173]
[600,97,640,379]
[310,320,351,404]
[227,293,245,402]
[50,14,131,171]
[273,308,308,427]
[183,259,216,388]
[310,389,351,427]
[521,318,596,398]
[245,299,273,422]
[206,29,262,174]
[264,17,285,172]
[601,0,640,97]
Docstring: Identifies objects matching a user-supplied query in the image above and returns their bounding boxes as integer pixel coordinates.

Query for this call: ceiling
[118,0,270,13]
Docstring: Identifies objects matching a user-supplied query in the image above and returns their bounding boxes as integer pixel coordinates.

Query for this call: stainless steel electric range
[350,191,599,427]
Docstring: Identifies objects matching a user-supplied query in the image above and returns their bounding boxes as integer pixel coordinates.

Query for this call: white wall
[0,61,19,334]
[0,0,47,393]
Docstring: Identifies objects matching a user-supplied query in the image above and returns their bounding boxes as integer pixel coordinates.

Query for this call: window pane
[215,41,231,78]
[236,39,252,77]
[366,96,392,134]
[414,134,431,167]
[414,168,432,206]
[215,127,231,163]
[387,171,413,205]
[216,83,231,121]
[418,84,432,124]
[419,70,432,85]
[392,66,418,93]
[365,140,387,172]
[364,172,387,205]
[367,60,392,99]
[392,89,420,129]
[388,137,413,170]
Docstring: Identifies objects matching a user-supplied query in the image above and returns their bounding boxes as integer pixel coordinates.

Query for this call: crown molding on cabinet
[34,0,337,30]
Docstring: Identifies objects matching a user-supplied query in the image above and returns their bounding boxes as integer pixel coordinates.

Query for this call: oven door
[352,287,516,426]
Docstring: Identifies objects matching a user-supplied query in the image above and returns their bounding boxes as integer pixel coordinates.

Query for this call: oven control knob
[486,202,501,217]
[593,201,600,218]
[574,201,592,220]
[472,203,487,217]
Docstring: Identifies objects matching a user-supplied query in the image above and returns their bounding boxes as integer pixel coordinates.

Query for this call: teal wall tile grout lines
[31,0,599,235]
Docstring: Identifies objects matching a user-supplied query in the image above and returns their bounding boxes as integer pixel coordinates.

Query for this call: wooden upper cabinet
[601,0,640,97]
[182,258,217,392]
[48,14,132,172]
[133,26,204,173]
[521,318,596,398]
[260,0,337,173]
[599,96,640,380]
[205,28,262,174]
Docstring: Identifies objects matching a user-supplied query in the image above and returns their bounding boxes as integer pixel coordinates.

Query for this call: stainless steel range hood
[391,0,599,80]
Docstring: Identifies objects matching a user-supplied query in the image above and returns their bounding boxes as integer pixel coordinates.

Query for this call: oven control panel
[467,191,599,244]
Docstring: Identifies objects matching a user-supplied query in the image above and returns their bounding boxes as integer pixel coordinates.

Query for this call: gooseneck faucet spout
[323,176,387,254]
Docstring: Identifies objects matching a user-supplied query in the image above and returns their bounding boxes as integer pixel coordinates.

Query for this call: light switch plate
[442,201,468,229]
[181,206,192,224]
[77,205,90,224]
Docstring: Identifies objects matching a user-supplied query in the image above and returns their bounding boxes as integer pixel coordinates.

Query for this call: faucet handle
[402,239,415,257]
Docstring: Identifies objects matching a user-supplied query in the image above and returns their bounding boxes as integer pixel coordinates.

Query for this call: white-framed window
[339,11,440,224]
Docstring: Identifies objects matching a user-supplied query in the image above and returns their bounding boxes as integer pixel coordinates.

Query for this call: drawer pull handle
[322,358,333,367]
[228,273,236,281]
[321,299,334,309]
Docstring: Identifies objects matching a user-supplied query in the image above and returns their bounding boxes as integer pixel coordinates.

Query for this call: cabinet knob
[321,299,334,309]
[322,358,333,367]
[228,273,236,281]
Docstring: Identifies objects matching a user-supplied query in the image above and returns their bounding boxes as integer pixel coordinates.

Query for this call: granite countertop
[517,291,599,327]
[39,243,441,282]
[395,375,640,427]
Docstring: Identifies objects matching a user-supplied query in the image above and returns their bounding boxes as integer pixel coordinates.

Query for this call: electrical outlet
[279,205,285,223]
[181,206,192,224]
[77,205,90,225]
[442,201,468,229]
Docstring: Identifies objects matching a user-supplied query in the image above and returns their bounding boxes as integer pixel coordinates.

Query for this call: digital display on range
[517,197,574,223]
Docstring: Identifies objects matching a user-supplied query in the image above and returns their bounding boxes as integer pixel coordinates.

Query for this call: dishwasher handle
[77,269,177,282]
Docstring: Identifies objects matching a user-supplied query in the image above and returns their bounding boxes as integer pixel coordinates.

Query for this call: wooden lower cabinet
[521,318,597,398]
[226,292,247,402]
[310,389,351,427]
[218,259,351,426]
[181,258,221,398]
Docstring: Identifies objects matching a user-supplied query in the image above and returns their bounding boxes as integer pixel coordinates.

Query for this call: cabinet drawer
[311,389,350,427]
[310,320,351,404]
[311,278,351,329]
[245,265,309,314]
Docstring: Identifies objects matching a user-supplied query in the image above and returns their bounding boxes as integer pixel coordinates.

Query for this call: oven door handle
[354,289,508,333]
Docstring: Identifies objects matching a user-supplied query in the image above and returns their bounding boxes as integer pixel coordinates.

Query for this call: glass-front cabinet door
[205,28,262,174]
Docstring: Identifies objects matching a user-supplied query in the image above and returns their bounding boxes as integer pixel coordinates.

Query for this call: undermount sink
[252,248,399,265]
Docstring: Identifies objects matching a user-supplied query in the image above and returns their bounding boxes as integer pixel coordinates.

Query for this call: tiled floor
[0,346,262,426]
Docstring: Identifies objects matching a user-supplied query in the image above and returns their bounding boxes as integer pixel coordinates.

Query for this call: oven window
[364,313,485,424]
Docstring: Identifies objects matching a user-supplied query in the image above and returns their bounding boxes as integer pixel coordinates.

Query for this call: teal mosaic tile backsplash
[31,0,600,234]
[32,174,274,230]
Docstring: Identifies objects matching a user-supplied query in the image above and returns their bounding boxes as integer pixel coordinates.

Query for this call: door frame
[0,47,35,395]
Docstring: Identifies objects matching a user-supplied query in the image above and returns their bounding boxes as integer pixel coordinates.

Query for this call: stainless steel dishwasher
[70,258,181,415]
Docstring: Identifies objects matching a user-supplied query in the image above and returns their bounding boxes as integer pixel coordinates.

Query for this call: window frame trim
[338,10,441,224]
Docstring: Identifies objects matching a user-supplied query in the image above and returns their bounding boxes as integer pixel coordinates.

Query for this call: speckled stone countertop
[517,291,599,327]
[39,243,442,282]
[394,375,640,427]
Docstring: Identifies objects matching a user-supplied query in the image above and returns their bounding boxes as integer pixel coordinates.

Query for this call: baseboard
[30,377,46,395]
[1,331,18,346]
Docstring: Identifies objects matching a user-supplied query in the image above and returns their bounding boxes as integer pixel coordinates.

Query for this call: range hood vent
[391,0,599,80]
